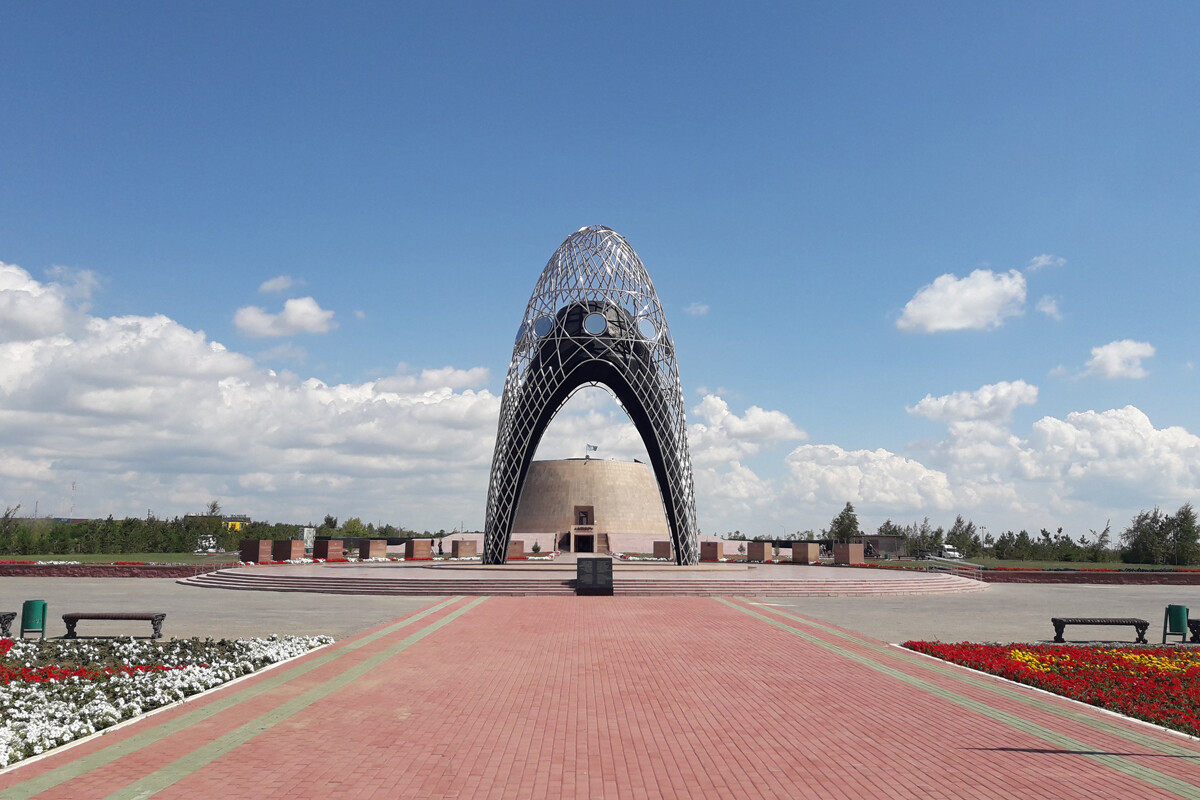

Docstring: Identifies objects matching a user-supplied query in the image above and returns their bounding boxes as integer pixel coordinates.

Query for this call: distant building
[183,513,251,531]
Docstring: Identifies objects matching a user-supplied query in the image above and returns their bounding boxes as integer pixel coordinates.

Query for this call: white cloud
[45,265,101,306]
[688,395,806,466]
[908,380,1038,423]
[259,343,308,364]
[770,391,1200,536]
[376,365,490,393]
[0,261,73,342]
[1085,339,1155,379]
[1036,296,1061,320]
[693,461,777,517]
[234,297,337,338]
[896,269,1026,333]
[1026,254,1066,272]
[891,377,1200,533]
[683,302,709,316]
[258,275,296,293]
[1026,406,1200,501]
[354,310,366,320]
[784,445,955,512]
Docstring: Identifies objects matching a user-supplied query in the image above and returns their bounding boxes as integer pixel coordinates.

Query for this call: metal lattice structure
[484,226,699,565]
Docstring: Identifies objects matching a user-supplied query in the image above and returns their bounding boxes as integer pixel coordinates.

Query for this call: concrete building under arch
[512,458,669,554]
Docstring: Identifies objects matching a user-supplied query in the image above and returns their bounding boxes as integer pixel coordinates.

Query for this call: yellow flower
[1105,649,1200,673]
[1009,649,1052,672]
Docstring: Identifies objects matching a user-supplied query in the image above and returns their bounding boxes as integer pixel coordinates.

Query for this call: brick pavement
[3,596,1199,798]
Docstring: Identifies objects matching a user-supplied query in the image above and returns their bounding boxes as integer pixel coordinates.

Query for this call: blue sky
[2,3,1198,537]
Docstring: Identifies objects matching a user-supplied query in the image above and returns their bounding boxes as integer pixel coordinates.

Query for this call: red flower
[903,641,1200,737]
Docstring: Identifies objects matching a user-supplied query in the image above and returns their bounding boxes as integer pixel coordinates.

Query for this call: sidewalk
[3,596,1198,798]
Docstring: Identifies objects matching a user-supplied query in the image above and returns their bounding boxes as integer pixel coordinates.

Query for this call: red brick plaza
[4,596,1199,799]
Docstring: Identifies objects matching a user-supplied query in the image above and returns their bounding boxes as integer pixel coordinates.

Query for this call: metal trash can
[21,599,47,640]
[576,557,613,596]
[1164,604,1189,643]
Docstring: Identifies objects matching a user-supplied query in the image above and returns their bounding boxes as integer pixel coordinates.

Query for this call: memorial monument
[484,226,699,564]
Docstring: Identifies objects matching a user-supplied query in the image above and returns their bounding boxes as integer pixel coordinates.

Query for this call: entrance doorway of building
[574,534,595,553]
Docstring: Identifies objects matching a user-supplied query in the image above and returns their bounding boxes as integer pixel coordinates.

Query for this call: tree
[341,517,367,537]
[946,515,978,557]
[1167,503,1199,566]
[207,499,222,517]
[828,502,860,543]
[876,519,904,537]
[899,517,942,557]
[321,515,338,530]
[1121,508,1170,565]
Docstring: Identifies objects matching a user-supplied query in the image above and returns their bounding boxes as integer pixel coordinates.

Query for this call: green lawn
[1,552,240,565]
[971,557,1190,570]
[871,556,1190,571]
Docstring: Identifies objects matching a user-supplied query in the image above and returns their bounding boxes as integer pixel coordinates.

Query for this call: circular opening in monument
[637,318,657,339]
[533,316,554,337]
[583,312,608,335]
[514,322,529,344]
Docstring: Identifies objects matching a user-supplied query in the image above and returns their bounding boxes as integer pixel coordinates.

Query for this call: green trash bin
[1163,604,1189,644]
[21,599,47,640]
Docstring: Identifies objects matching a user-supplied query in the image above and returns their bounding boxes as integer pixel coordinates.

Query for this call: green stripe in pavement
[736,598,1200,761]
[718,598,1200,800]
[5,596,467,800]
[102,596,488,800]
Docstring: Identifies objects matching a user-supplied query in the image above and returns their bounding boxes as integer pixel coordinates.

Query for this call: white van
[941,545,964,559]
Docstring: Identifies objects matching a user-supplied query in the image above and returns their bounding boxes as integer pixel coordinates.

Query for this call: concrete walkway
[3,595,1199,798]
[3,574,1193,643]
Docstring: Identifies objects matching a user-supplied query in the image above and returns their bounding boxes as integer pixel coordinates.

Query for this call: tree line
[0,506,420,557]
[731,501,1200,566]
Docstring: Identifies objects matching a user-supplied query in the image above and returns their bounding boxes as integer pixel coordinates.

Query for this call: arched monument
[484,226,699,564]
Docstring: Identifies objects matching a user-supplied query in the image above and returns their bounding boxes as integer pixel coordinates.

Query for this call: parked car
[941,545,964,559]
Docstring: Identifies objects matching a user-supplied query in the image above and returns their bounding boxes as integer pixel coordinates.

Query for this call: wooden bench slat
[1051,616,1149,644]
[62,612,166,639]
[63,612,165,621]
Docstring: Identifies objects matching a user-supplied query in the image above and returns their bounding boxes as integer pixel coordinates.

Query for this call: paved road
[4,596,1199,799]
[3,574,1192,643]
[1,577,440,640]
[763,582,1195,644]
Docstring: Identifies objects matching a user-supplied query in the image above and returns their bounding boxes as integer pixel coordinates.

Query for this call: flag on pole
[586,444,598,452]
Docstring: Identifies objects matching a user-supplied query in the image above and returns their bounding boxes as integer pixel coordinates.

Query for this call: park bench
[1051,616,1148,644]
[62,612,166,640]
[0,611,14,638]
[1189,619,1200,644]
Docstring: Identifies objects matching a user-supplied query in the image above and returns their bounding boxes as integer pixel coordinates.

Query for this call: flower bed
[904,641,1200,737]
[0,634,332,768]
[987,565,1200,573]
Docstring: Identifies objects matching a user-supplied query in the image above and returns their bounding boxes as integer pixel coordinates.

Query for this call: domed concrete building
[512,458,669,554]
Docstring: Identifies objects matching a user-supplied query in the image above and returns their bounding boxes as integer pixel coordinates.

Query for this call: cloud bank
[1,262,1196,537]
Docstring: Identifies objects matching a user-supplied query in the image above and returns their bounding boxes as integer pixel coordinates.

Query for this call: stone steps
[179,570,576,596]
[178,569,984,597]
